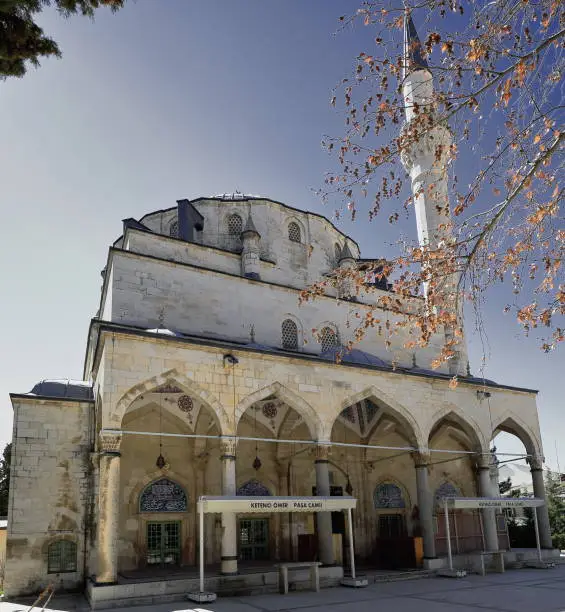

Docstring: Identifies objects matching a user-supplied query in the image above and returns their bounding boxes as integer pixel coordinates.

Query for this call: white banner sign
[439,497,544,510]
[198,495,357,514]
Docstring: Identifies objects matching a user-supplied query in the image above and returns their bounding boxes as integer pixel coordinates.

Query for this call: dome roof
[320,348,388,367]
[146,327,183,337]
[29,379,93,400]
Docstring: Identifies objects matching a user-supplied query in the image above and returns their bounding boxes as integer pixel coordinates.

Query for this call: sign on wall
[439,497,544,510]
[198,495,357,514]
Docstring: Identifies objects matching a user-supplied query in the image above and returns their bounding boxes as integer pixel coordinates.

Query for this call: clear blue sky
[1,0,563,469]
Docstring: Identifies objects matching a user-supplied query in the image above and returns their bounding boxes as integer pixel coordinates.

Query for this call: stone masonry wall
[4,399,93,597]
[103,249,447,371]
[98,332,543,457]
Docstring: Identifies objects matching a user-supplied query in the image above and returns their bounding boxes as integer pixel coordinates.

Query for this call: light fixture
[156,391,167,469]
[252,403,261,471]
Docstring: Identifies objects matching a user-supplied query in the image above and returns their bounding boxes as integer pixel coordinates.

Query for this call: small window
[169,220,178,238]
[288,221,301,243]
[227,214,243,236]
[281,319,298,350]
[48,540,77,573]
[319,326,339,352]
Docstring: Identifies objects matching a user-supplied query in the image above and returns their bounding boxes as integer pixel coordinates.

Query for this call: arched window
[140,478,188,513]
[281,319,298,350]
[237,479,272,496]
[288,221,301,243]
[47,540,77,573]
[374,483,406,509]
[434,481,460,502]
[226,213,243,236]
[319,326,339,352]
[169,220,178,238]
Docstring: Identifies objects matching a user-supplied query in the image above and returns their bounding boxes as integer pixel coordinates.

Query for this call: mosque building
[3,13,556,606]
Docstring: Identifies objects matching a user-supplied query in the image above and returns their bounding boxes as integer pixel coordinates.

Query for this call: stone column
[530,457,553,549]
[413,453,436,559]
[477,455,499,552]
[315,444,335,565]
[96,433,122,584]
[220,437,238,575]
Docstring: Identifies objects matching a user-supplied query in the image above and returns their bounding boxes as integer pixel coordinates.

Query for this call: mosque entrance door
[146,521,181,567]
[239,518,269,561]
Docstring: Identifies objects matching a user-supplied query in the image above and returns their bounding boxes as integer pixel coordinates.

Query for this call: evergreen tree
[499,477,512,495]
[546,469,565,550]
[0,442,12,517]
[0,0,125,79]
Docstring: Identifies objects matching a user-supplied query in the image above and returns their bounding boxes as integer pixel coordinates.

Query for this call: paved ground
[3,565,565,612]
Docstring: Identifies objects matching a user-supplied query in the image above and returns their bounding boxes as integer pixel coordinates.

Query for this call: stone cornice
[87,320,539,396]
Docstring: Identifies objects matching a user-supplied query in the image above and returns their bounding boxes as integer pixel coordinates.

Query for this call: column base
[423,558,444,570]
[187,591,217,603]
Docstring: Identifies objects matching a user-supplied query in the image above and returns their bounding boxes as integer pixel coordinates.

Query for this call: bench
[479,551,505,575]
[275,562,322,594]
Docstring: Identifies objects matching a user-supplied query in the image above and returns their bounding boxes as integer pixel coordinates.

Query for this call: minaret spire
[399,11,469,376]
[402,9,429,81]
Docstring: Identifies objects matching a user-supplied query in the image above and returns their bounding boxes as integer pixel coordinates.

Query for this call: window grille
[226,214,243,235]
[47,540,77,573]
[288,221,301,243]
[169,220,178,238]
[319,326,338,351]
[281,319,298,349]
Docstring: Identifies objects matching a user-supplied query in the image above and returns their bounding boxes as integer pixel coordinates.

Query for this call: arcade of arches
[94,383,553,583]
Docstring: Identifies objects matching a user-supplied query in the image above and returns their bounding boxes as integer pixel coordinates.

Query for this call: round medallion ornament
[177,395,193,413]
[262,402,277,419]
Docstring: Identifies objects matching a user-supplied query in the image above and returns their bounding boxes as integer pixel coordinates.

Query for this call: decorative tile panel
[140,478,188,512]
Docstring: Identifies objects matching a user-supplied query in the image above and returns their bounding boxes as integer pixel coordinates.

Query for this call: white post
[444,499,453,571]
[199,501,204,593]
[533,506,542,563]
[347,508,356,580]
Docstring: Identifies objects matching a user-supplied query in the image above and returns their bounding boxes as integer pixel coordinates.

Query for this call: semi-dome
[29,379,93,400]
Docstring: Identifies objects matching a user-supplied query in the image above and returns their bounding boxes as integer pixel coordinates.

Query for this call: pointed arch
[491,413,541,457]
[235,382,321,439]
[332,386,423,448]
[114,368,230,435]
[427,404,487,454]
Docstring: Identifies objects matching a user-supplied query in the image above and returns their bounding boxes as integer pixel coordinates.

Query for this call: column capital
[528,455,545,471]
[220,436,238,460]
[412,451,431,467]
[315,442,332,462]
[475,452,495,470]
[99,431,122,455]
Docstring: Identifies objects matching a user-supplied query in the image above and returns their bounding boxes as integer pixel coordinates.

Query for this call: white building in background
[3,12,557,607]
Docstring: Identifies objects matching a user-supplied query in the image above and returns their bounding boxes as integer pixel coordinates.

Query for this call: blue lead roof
[403,10,429,80]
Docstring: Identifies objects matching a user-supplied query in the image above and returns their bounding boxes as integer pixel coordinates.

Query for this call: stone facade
[4,398,92,595]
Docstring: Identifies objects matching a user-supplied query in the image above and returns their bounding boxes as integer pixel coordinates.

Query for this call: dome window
[281,319,299,350]
[226,214,243,235]
[169,220,178,238]
[319,326,339,352]
[288,221,301,243]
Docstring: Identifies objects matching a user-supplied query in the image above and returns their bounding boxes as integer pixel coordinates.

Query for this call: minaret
[400,11,468,375]
[240,212,261,280]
